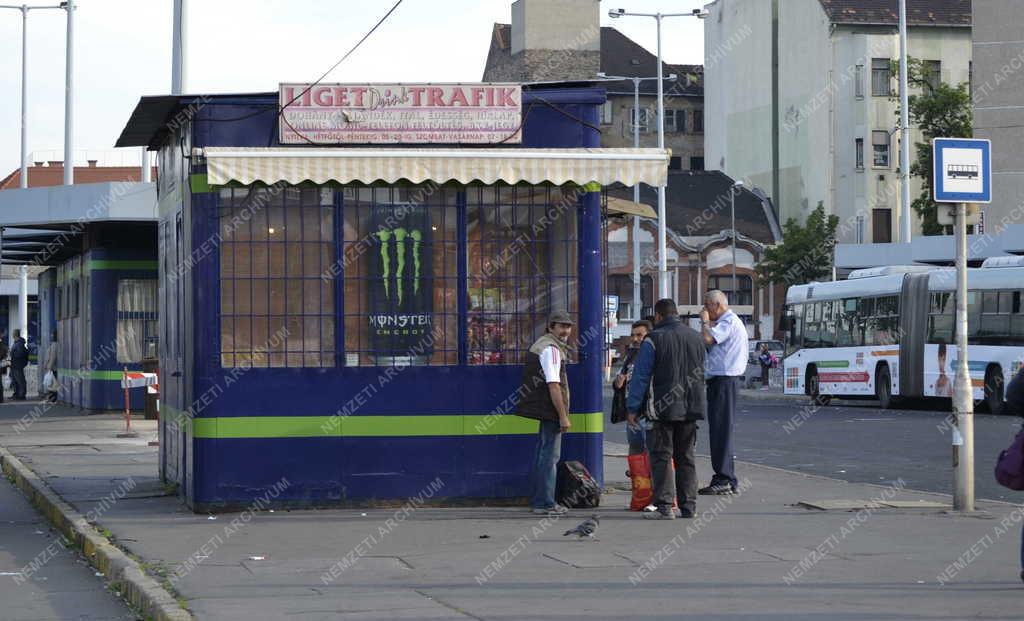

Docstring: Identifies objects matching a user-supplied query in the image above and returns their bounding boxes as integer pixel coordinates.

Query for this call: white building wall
[705,0,971,238]
[703,0,772,189]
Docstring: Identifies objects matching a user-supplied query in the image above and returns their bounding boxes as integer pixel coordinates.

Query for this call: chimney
[510,0,600,81]
[87,160,98,167]
[47,160,63,168]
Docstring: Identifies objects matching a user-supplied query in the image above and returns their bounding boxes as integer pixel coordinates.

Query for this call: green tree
[893,58,973,235]
[756,203,839,286]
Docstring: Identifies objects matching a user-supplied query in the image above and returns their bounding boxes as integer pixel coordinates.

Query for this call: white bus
[781,262,1024,411]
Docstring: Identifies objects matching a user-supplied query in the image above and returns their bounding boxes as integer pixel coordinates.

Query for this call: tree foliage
[894,58,973,235]
[756,203,839,286]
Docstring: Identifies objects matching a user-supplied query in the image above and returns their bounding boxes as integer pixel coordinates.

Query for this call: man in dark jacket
[0,330,8,403]
[516,311,574,516]
[627,299,706,519]
[10,329,28,400]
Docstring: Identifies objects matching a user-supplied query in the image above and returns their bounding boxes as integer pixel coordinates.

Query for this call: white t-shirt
[705,309,748,377]
[539,345,562,383]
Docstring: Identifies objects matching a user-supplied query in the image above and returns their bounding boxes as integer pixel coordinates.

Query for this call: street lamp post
[609,7,708,300]
[0,3,68,188]
[731,180,744,300]
[596,71,676,318]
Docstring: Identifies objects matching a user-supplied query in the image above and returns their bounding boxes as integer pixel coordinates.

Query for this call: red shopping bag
[627,453,654,511]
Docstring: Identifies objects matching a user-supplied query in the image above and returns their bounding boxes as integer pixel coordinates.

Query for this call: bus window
[838,298,860,347]
[1013,293,1024,346]
[928,292,953,344]
[966,291,981,342]
[789,304,804,354]
[980,290,1012,344]
[820,300,837,348]
[804,302,820,348]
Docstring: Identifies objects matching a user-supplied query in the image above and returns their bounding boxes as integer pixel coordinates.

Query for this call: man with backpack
[516,311,574,516]
[627,299,706,519]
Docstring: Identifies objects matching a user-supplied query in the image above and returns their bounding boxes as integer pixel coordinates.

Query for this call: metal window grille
[218,186,336,368]
[342,184,459,367]
[465,184,579,365]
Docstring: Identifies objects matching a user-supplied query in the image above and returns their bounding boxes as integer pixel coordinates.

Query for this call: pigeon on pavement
[563,515,600,539]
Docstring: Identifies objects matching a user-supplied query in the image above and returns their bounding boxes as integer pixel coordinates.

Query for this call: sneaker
[531,504,569,516]
[1020,569,1024,584]
[677,507,695,518]
[640,504,658,513]
[642,507,676,520]
[698,483,736,495]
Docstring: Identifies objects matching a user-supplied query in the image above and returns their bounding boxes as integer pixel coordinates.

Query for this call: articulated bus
[781,261,1024,411]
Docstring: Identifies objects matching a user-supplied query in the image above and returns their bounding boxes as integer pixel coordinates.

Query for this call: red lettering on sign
[408,87,425,106]
[470,88,484,107]
[313,87,332,107]
[427,87,445,107]
[349,87,366,107]
[332,87,350,107]
[499,87,516,107]
[449,88,469,107]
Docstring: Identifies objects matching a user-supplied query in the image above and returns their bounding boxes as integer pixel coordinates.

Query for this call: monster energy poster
[368,204,433,364]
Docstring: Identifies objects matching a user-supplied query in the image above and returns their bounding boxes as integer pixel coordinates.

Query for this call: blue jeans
[530,419,562,509]
[627,418,651,454]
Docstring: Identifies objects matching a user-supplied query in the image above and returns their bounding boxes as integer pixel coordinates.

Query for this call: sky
[0,0,706,175]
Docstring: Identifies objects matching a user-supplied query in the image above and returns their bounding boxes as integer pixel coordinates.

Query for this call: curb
[0,446,193,621]
[739,389,807,402]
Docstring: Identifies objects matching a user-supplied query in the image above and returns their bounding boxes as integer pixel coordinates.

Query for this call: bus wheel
[876,365,893,410]
[984,366,1005,415]
[808,368,831,406]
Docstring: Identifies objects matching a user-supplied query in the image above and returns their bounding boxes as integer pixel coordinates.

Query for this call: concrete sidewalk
[1,401,1023,620]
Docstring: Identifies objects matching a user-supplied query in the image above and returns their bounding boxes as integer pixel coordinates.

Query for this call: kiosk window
[219,187,335,368]
[466,184,578,365]
[342,184,459,367]
[116,279,158,363]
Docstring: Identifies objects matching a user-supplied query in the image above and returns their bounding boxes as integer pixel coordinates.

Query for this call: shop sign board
[279,83,522,144]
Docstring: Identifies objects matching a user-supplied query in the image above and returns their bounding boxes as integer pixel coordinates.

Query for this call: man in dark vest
[627,299,706,519]
[516,311,573,516]
[10,329,29,401]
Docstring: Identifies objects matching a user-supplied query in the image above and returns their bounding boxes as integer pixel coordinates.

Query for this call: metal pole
[655,14,669,299]
[141,149,151,183]
[19,265,28,346]
[632,78,641,318]
[731,187,737,297]
[952,202,974,512]
[19,5,27,189]
[898,0,911,243]
[62,0,73,185]
[172,0,186,94]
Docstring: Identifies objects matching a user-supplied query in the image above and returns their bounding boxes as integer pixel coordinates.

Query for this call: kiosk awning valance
[202,147,670,187]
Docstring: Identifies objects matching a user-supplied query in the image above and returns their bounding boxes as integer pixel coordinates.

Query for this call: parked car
[743,339,784,388]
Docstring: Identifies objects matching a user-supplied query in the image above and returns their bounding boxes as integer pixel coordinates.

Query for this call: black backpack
[556,460,601,508]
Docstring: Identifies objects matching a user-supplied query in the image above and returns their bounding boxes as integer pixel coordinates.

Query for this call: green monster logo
[375,227,424,305]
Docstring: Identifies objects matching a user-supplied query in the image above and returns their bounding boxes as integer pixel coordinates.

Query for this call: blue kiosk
[116,83,667,511]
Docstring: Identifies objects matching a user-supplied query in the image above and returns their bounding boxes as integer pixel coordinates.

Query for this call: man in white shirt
[698,290,747,494]
[516,311,574,515]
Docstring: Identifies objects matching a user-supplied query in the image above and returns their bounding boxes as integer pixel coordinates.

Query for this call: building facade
[704,0,972,242]
[482,0,705,171]
[607,171,784,338]
[973,0,1024,233]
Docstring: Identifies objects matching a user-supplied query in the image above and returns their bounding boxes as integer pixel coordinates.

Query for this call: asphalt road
[0,477,136,620]
[602,386,1024,503]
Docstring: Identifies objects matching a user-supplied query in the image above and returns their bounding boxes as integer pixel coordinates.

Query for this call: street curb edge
[0,446,193,621]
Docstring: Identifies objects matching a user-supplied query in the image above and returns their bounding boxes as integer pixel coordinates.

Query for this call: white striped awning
[202,147,670,187]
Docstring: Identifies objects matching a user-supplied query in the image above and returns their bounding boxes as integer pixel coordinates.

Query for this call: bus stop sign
[933,138,992,204]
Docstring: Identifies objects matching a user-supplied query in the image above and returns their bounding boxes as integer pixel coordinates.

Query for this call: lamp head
[609,8,625,18]
[694,9,710,19]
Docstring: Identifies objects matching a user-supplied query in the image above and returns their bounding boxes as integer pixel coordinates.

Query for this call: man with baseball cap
[516,311,574,515]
